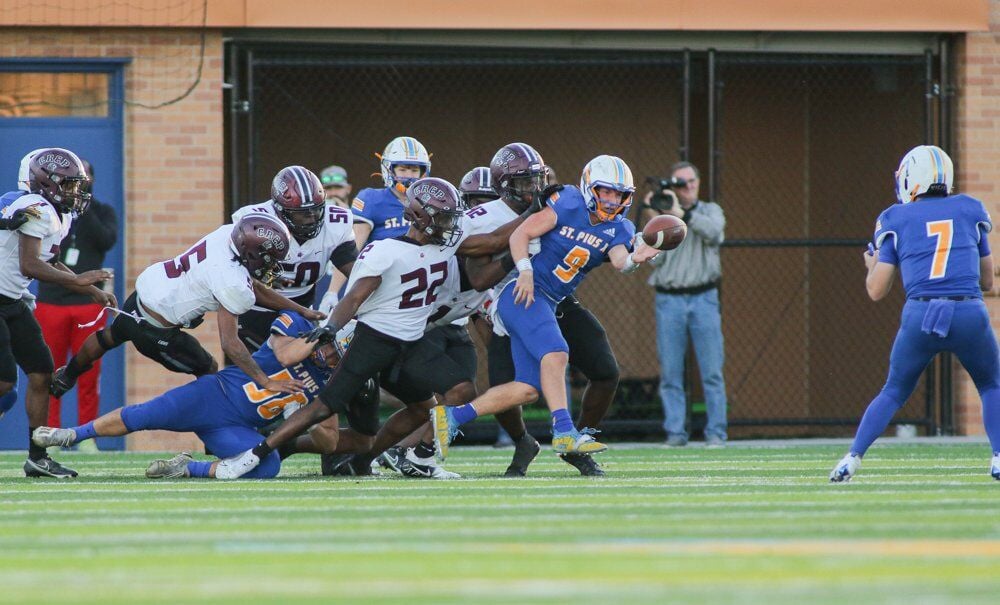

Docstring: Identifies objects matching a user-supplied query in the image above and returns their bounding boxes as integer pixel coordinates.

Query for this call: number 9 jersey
[874,193,992,299]
[531,186,636,302]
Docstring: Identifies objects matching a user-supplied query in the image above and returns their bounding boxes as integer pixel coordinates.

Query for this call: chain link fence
[232,44,942,440]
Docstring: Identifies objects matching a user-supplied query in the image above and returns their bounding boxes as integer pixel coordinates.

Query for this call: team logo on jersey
[277,314,293,329]
[352,198,365,211]
[603,227,616,236]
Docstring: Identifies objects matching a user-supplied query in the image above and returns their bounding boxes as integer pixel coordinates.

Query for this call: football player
[230,166,357,353]
[433,155,659,460]
[350,136,431,247]
[50,214,322,401]
[0,148,114,478]
[32,310,357,479]
[214,177,468,479]
[830,145,1000,482]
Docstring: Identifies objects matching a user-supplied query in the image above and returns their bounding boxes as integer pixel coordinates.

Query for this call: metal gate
[226,41,952,440]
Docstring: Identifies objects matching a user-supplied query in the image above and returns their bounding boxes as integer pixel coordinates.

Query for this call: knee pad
[94,328,117,352]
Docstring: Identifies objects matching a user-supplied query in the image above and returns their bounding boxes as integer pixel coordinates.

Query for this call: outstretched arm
[252,280,325,321]
[217,306,304,393]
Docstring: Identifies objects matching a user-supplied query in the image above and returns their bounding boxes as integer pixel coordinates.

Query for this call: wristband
[621,253,639,274]
[516,258,533,273]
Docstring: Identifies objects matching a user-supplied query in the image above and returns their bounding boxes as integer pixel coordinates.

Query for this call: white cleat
[990,454,1000,481]
[146,452,194,479]
[214,449,260,480]
[399,448,461,479]
[32,426,76,448]
[830,453,862,483]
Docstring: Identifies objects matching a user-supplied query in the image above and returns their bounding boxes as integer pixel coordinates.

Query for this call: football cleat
[49,366,77,398]
[214,449,260,480]
[504,433,541,477]
[146,452,193,479]
[431,405,461,460]
[32,426,76,448]
[830,453,862,483]
[377,446,406,473]
[560,452,606,477]
[990,454,1000,480]
[551,427,607,455]
[328,455,378,477]
[399,448,460,479]
[24,456,78,479]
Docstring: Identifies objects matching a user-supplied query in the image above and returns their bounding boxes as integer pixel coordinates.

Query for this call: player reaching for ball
[830,145,1000,482]
[433,155,659,457]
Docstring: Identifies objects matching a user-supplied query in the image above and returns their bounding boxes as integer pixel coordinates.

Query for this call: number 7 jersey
[874,194,992,299]
[347,236,457,341]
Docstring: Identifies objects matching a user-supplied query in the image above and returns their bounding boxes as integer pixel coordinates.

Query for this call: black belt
[912,296,978,302]
[655,282,719,296]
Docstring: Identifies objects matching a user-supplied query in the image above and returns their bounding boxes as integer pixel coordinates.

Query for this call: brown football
[642,214,687,250]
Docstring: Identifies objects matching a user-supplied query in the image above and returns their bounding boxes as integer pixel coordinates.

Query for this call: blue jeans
[655,289,728,441]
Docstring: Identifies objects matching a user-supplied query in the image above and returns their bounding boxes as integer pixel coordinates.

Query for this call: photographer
[639,161,728,448]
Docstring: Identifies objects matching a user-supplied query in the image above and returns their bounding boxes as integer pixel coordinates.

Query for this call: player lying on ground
[433,155,659,458]
[830,144,1000,482]
[32,311,359,479]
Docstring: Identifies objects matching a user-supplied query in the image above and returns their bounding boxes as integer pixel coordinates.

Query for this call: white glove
[318,291,339,317]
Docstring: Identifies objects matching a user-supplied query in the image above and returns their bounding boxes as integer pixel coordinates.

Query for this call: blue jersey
[351,187,411,243]
[531,186,636,301]
[214,311,330,427]
[874,194,991,299]
[0,190,27,211]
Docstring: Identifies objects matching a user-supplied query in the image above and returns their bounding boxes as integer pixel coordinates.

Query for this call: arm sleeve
[616,219,637,254]
[974,200,993,256]
[350,190,376,226]
[686,202,725,246]
[873,208,898,265]
[12,198,56,239]
[877,234,898,265]
[329,240,359,271]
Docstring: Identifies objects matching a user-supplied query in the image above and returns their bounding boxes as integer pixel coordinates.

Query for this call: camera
[645,176,683,212]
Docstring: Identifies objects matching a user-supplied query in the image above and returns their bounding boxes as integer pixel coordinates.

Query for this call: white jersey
[135,225,255,327]
[0,195,72,298]
[232,202,355,309]
[426,199,522,329]
[348,237,457,341]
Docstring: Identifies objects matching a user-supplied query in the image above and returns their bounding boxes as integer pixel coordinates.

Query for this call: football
[642,214,687,250]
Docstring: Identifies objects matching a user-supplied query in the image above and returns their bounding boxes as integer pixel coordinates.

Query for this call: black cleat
[328,454,376,477]
[559,452,606,477]
[49,366,77,398]
[377,446,405,473]
[321,453,350,476]
[504,434,541,477]
[24,456,78,479]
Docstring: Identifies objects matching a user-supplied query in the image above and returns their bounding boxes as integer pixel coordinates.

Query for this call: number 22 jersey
[347,236,456,341]
[874,194,991,299]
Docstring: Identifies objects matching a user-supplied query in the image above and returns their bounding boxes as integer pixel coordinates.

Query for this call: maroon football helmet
[489,143,547,211]
[270,165,326,240]
[230,213,291,286]
[28,148,92,215]
[404,177,464,247]
[459,166,495,207]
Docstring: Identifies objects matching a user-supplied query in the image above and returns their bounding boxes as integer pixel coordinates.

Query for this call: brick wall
[954,0,1000,436]
[0,28,224,451]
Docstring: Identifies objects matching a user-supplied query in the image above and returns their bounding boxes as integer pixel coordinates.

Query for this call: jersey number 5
[244,369,309,420]
[163,240,208,279]
[553,246,590,283]
[926,219,953,280]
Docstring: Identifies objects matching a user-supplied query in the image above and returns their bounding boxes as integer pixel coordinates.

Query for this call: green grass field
[1,441,998,604]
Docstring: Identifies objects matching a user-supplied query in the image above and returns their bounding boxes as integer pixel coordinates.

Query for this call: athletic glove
[0,208,35,231]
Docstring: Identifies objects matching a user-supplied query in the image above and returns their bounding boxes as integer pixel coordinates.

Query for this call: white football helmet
[378,136,431,189]
[17,148,47,192]
[580,154,635,221]
[895,144,953,204]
